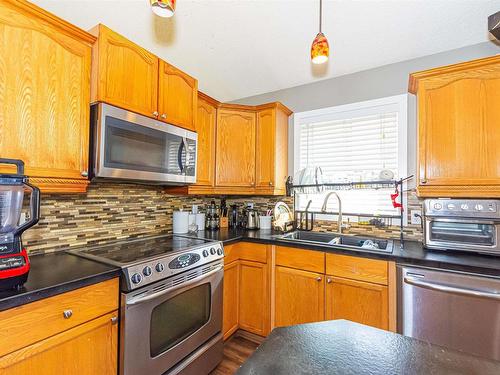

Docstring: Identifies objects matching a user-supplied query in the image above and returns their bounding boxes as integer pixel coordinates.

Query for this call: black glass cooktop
[71,235,211,265]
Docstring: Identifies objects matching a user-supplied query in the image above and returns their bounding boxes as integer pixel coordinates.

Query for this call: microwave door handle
[182,137,189,174]
[177,140,185,173]
[404,276,500,301]
[127,265,223,306]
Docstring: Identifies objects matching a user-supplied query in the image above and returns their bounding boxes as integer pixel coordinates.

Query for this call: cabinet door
[275,266,324,327]
[255,108,276,189]
[0,2,93,192]
[239,260,269,337]
[194,96,216,186]
[0,312,118,375]
[325,276,388,330]
[158,61,197,130]
[216,109,256,187]
[223,261,239,340]
[92,24,158,118]
[415,60,500,196]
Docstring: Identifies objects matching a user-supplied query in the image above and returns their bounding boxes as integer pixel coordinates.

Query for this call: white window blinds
[299,112,398,181]
[294,95,407,218]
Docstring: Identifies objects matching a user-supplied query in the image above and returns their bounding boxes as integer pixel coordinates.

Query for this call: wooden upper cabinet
[158,60,197,130]
[255,104,291,194]
[194,93,217,186]
[0,0,95,193]
[90,24,159,118]
[274,266,325,327]
[216,108,256,187]
[409,55,500,197]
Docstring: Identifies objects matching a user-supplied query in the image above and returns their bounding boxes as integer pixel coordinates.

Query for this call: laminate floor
[211,334,261,375]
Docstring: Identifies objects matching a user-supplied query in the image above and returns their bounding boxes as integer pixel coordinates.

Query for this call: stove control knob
[210,248,216,255]
[202,250,209,257]
[131,273,142,284]
[475,204,484,211]
[433,203,442,210]
[217,248,223,255]
[460,203,469,210]
[447,203,456,210]
[143,266,152,277]
[155,263,164,273]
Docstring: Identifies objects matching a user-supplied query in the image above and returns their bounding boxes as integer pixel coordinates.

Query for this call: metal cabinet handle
[81,171,88,177]
[63,309,73,319]
[327,278,332,284]
[152,111,159,117]
[316,277,322,282]
[404,276,500,301]
[111,316,118,325]
[269,181,273,186]
[161,114,167,119]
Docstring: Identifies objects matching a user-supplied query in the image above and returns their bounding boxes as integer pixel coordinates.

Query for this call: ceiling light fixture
[150,0,176,18]
[311,0,329,64]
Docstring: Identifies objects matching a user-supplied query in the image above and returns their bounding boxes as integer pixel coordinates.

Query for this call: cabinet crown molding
[409,54,500,94]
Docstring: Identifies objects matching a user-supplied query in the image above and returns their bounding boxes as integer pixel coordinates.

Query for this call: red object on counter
[391,186,403,211]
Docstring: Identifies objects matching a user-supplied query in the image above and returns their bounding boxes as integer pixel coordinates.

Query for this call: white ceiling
[33,0,500,102]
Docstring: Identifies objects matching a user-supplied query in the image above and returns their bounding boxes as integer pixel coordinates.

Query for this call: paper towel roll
[196,213,206,231]
[173,211,189,234]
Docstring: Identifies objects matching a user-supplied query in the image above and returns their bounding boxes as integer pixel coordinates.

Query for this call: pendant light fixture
[150,0,176,18]
[311,0,329,64]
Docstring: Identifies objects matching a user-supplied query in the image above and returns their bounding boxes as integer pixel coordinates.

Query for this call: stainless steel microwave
[90,103,197,185]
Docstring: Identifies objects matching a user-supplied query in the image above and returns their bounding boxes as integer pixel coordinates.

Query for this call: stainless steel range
[69,235,224,375]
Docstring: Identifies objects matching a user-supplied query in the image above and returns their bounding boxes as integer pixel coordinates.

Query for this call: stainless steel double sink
[275,231,394,253]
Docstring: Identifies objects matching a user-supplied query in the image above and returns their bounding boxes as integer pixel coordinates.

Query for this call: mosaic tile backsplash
[23,182,422,254]
[23,182,292,254]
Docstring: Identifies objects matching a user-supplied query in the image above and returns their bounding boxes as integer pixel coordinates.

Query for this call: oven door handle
[127,265,223,306]
[404,276,500,301]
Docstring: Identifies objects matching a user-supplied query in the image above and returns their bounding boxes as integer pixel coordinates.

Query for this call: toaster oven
[423,199,500,256]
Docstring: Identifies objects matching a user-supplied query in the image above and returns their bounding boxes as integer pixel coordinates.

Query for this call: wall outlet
[246,202,254,209]
[410,209,422,225]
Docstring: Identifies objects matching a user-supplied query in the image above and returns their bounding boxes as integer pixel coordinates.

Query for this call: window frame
[291,94,408,224]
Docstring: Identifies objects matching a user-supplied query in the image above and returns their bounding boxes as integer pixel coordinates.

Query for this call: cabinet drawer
[235,242,267,263]
[326,254,388,285]
[0,278,119,357]
[275,246,325,274]
[224,242,268,264]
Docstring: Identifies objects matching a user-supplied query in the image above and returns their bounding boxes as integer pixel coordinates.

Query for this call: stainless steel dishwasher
[398,265,500,361]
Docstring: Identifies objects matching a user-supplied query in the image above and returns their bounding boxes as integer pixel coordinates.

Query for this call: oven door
[93,103,198,184]
[120,262,223,375]
[424,217,500,254]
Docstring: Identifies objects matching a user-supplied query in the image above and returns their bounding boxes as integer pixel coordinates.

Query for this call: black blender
[0,159,40,290]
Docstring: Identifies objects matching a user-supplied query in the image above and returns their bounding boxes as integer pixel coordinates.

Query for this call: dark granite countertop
[237,320,500,375]
[190,228,500,277]
[0,252,120,311]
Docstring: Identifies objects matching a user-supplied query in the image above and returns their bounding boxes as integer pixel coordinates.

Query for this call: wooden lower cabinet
[274,266,325,327]
[0,311,118,375]
[325,276,389,330]
[239,260,269,336]
[223,260,240,340]
[0,279,119,375]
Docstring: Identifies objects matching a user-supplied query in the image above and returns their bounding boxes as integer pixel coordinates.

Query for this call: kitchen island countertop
[237,320,500,375]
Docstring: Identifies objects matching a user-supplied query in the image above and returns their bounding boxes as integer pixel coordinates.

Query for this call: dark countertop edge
[0,267,120,312]
[212,233,500,278]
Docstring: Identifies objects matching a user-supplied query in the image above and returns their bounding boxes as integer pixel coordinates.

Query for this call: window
[293,95,408,221]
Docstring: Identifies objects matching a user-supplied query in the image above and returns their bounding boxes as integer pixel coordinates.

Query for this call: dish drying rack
[287,176,414,243]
